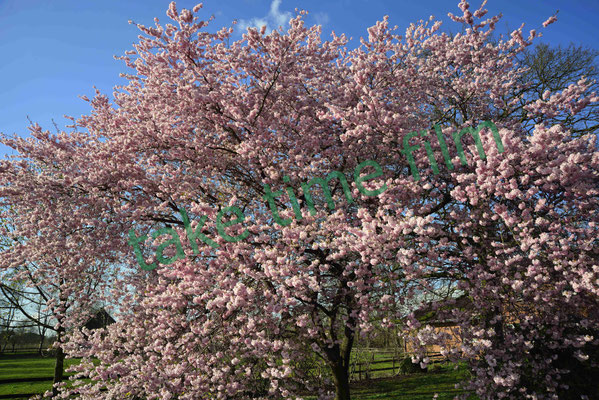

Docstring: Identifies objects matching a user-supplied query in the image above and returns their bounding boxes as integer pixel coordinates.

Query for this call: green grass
[303,363,474,400]
[350,364,476,400]
[0,352,81,398]
[0,353,78,380]
[0,381,53,397]
[0,353,474,399]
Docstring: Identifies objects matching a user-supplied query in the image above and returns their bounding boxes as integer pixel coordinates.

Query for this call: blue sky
[0,0,597,156]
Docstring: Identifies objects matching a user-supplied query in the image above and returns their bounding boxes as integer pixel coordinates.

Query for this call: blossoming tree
[0,149,119,391]
[1,1,597,399]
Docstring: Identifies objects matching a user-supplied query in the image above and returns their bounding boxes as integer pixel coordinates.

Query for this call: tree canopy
[0,1,597,399]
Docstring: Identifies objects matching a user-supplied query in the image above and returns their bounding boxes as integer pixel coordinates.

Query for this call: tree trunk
[38,334,45,355]
[331,362,351,400]
[37,325,46,356]
[52,346,64,396]
[37,311,48,356]
[52,329,65,396]
[323,268,356,400]
[0,333,8,353]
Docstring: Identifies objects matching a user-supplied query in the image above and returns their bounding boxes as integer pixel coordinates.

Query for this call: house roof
[83,309,115,330]
[413,295,473,327]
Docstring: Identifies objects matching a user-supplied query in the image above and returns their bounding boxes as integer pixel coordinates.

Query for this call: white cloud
[313,12,329,27]
[238,0,292,34]
[238,17,268,32]
[270,0,291,27]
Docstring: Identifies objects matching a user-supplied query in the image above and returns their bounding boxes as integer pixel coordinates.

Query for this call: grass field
[0,352,80,399]
[0,352,473,399]
[348,364,474,400]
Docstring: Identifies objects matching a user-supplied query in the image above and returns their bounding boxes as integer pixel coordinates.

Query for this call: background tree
[514,42,599,136]
[0,159,119,393]
[0,283,18,353]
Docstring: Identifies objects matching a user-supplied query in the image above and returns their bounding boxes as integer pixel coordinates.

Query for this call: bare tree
[513,42,599,136]
[0,288,17,353]
[36,300,49,355]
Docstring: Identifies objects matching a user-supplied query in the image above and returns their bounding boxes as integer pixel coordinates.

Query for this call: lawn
[0,352,79,399]
[348,364,475,400]
[0,353,79,380]
[0,352,473,399]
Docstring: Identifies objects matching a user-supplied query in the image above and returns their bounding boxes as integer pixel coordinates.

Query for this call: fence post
[359,360,362,381]
[370,353,374,379]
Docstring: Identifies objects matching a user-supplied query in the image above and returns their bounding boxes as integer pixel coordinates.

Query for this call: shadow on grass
[348,366,475,400]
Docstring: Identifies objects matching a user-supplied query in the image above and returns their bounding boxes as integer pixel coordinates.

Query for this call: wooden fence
[0,346,48,354]
[349,349,445,381]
